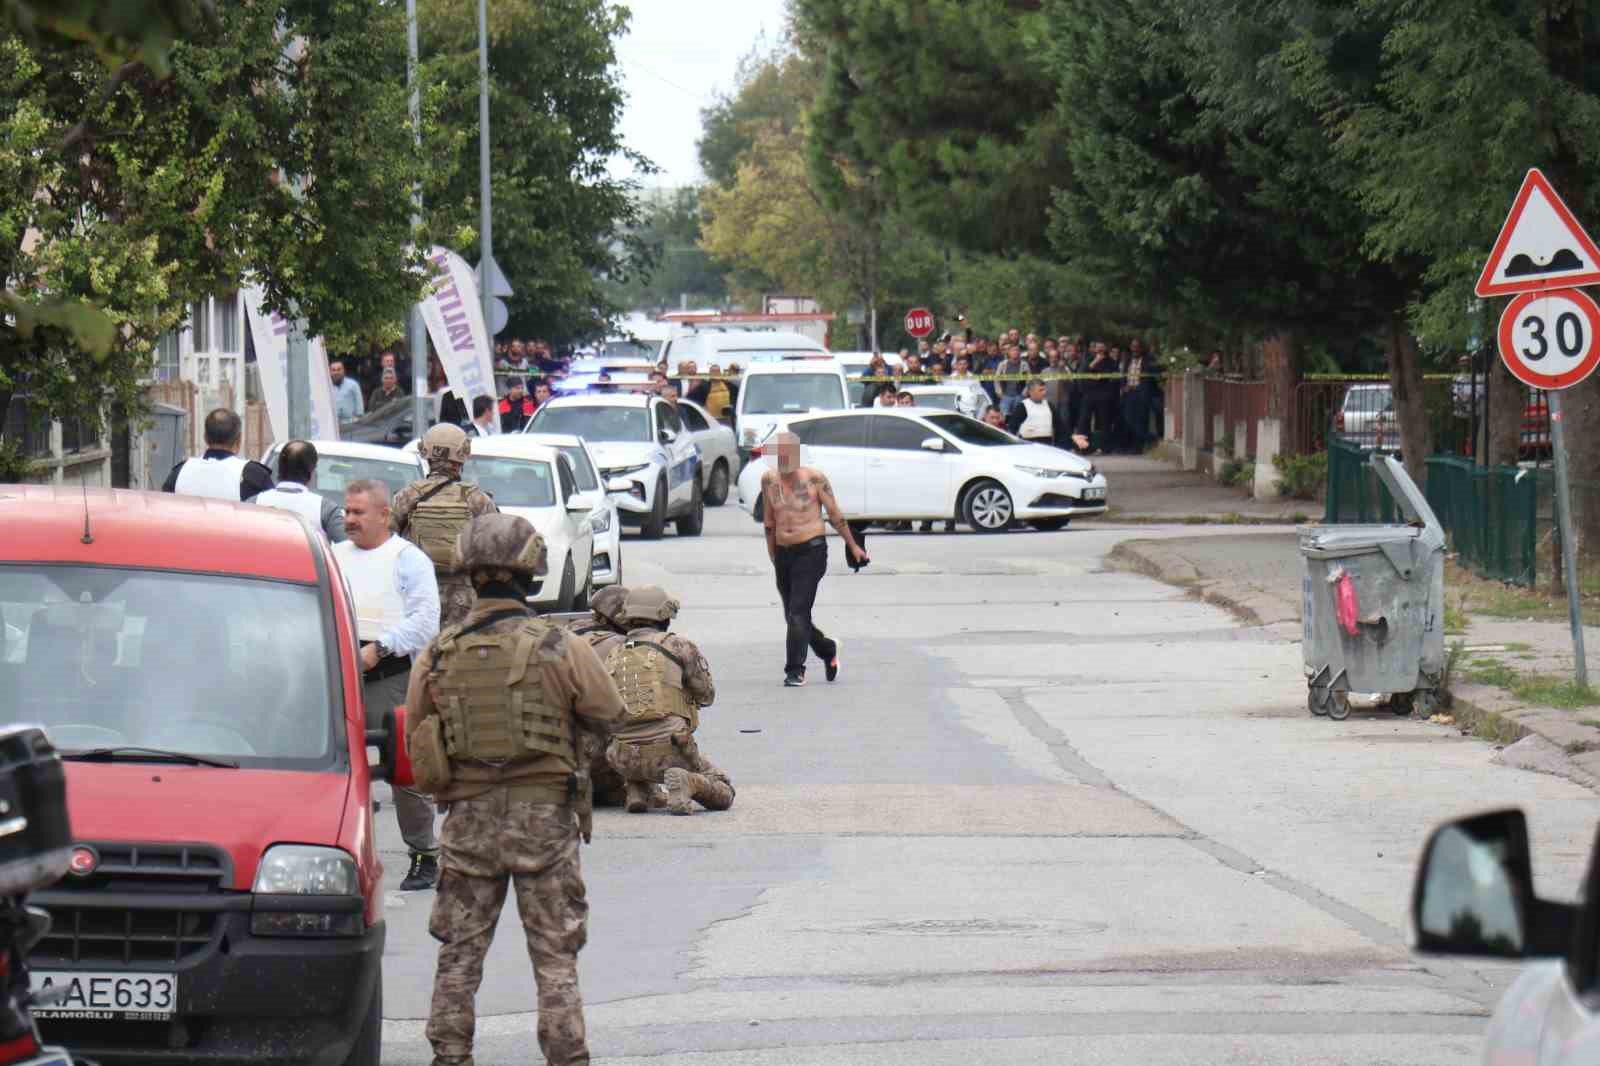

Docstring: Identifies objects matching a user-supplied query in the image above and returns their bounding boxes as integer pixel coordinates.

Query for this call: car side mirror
[1412,809,1575,959]
[659,428,678,444]
[566,493,593,514]
[606,477,631,494]
[920,437,946,453]
[366,705,413,788]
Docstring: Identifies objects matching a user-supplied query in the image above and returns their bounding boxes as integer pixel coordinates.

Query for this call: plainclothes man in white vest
[248,440,346,542]
[162,408,275,501]
[335,478,443,890]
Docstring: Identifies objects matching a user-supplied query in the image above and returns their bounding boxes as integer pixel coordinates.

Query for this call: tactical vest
[405,481,475,570]
[604,639,696,731]
[432,618,575,768]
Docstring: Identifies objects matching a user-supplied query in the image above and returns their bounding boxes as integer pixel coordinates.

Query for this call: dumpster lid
[1371,454,1442,534]
[1300,524,1420,554]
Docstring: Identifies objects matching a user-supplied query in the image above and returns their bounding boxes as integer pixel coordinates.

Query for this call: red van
[0,486,410,1066]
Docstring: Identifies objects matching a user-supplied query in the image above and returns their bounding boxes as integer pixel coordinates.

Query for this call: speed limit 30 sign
[1497,287,1600,391]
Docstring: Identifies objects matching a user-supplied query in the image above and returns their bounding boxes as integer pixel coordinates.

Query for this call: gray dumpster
[1300,454,1446,720]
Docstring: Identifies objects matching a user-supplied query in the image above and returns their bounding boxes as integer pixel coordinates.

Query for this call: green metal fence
[1424,456,1539,586]
[1324,439,1540,586]
[1324,437,1399,524]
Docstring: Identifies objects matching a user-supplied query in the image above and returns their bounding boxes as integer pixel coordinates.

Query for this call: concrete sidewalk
[1111,531,1600,792]
[1092,455,1312,524]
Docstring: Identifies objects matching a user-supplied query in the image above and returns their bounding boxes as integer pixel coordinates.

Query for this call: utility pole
[407,0,429,437]
[286,319,310,439]
[477,0,494,347]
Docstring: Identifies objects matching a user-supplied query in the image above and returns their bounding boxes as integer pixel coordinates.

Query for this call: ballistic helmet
[620,585,679,625]
[452,513,547,577]
[590,585,629,628]
[422,423,471,467]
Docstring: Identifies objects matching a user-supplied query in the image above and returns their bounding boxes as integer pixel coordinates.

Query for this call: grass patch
[1443,600,1470,635]
[1581,718,1600,729]
[1462,656,1600,709]
[1445,558,1600,624]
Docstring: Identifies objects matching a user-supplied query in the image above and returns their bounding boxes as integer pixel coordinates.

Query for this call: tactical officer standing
[393,424,498,627]
[406,514,624,1066]
[602,586,734,816]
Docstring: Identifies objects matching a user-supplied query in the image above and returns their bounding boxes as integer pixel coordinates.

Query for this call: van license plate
[1082,487,1106,501]
[30,971,176,1021]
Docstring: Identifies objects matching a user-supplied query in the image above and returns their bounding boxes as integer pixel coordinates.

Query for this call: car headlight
[603,463,648,478]
[254,844,358,895]
[590,509,611,533]
[1014,465,1074,479]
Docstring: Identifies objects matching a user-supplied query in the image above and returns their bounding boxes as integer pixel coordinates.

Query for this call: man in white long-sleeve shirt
[333,479,442,890]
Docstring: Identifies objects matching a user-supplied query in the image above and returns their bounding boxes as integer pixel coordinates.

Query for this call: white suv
[525,393,705,539]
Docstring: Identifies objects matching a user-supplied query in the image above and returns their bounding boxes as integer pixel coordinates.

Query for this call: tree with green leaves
[605,187,728,314]
[2,0,437,480]
[418,0,648,343]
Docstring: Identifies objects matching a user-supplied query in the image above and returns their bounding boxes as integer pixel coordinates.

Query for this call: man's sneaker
[784,673,806,687]
[825,652,840,682]
[662,768,694,815]
[401,852,438,891]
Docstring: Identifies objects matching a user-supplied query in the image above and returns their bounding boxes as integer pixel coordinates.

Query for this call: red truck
[0,486,410,1066]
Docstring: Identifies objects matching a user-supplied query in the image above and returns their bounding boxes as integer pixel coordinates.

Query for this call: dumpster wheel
[1308,688,1331,717]
[1326,690,1351,720]
[1387,691,1416,716]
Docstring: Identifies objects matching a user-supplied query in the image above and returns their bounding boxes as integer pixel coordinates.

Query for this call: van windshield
[741,373,847,415]
[0,566,338,768]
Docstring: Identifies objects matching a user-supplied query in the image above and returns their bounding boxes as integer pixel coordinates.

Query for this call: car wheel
[1029,517,1071,532]
[558,555,576,610]
[705,459,731,506]
[676,478,705,536]
[341,979,381,1066]
[752,495,764,524]
[962,479,1014,533]
[641,477,668,539]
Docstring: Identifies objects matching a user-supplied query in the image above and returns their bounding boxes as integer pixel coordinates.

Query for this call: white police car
[525,393,704,539]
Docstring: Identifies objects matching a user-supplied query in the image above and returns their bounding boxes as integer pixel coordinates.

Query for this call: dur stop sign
[903,307,935,339]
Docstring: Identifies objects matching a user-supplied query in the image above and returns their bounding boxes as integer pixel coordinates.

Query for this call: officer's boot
[693,768,736,812]
[624,781,650,814]
[661,769,695,816]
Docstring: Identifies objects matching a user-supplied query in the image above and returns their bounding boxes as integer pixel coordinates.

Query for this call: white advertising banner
[242,286,339,443]
[418,246,498,412]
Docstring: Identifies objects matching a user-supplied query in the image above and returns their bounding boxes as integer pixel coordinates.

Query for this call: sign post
[1480,168,1600,689]
[904,307,935,339]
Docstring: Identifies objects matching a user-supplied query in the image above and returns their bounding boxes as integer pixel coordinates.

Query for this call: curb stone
[1109,535,1600,795]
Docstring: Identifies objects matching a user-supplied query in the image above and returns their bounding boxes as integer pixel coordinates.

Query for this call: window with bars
[216,293,240,352]
[3,397,55,458]
[155,330,181,382]
[190,300,211,353]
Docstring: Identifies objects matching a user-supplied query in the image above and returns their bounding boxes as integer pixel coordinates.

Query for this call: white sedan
[259,439,425,507]
[674,398,741,505]
[524,432,624,588]
[453,437,597,609]
[736,409,1107,532]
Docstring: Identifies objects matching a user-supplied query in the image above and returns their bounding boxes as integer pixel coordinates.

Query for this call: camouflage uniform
[406,516,624,1066]
[393,469,498,627]
[564,587,631,807]
[603,624,735,815]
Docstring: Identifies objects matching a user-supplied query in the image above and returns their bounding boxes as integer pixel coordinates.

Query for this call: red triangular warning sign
[1476,169,1600,297]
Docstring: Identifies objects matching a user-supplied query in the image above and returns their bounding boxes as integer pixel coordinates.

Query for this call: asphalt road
[375,504,1600,1065]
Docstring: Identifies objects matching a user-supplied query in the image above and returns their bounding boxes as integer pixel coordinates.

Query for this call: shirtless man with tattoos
[761,431,870,687]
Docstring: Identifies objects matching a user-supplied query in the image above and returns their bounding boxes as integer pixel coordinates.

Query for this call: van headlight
[590,509,611,533]
[254,845,358,895]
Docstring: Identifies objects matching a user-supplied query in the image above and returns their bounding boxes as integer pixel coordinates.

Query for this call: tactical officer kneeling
[565,585,633,808]
[603,586,734,816]
[405,513,625,1066]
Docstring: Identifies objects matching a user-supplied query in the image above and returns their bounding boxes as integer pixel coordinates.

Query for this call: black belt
[366,653,413,682]
[778,536,826,552]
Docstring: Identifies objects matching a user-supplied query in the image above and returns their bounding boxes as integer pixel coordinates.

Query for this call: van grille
[33,842,232,966]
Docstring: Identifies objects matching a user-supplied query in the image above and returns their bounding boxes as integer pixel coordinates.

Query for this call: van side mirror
[367,706,414,788]
[920,437,946,453]
[1412,809,1575,959]
[659,428,678,444]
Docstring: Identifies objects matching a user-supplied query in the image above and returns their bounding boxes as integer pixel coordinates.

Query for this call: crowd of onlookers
[325,327,1191,455]
[859,330,1166,456]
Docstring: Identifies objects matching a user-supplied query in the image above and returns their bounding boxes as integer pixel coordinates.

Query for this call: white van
[734,354,850,461]
[661,328,824,377]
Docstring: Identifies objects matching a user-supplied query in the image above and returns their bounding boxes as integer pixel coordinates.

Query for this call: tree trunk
[1387,314,1432,486]
[1484,353,1524,468]
[1261,329,1299,447]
